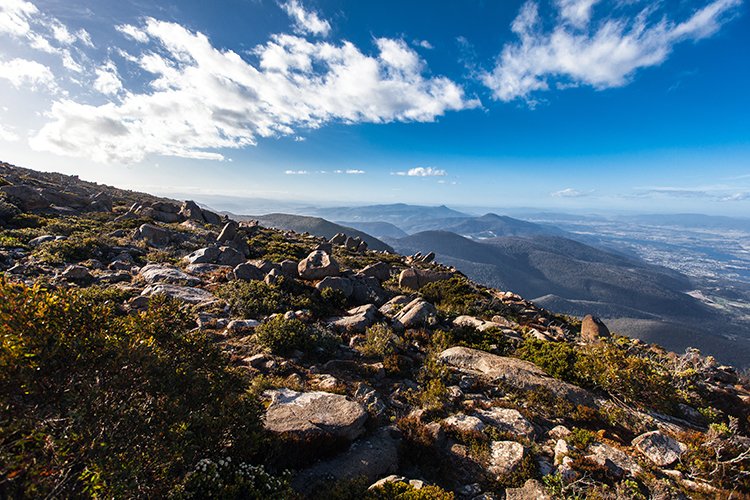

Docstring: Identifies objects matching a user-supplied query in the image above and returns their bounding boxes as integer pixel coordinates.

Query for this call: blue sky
[0,0,748,214]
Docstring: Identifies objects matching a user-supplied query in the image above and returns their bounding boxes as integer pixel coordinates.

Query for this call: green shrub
[419,277,489,316]
[0,280,269,498]
[172,459,292,499]
[516,337,578,380]
[366,481,454,499]
[450,325,510,354]
[219,278,338,319]
[565,428,597,450]
[358,323,397,358]
[35,233,112,264]
[254,315,310,355]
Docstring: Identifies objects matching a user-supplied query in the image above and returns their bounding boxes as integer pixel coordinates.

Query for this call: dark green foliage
[420,277,489,316]
[172,459,292,499]
[254,315,340,356]
[247,228,310,262]
[366,481,455,499]
[516,337,578,380]
[0,280,269,498]
[218,277,339,320]
[35,233,113,264]
[450,325,510,354]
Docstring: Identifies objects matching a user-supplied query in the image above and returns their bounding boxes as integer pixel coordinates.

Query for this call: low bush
[0,280,271,498]
[516,337,578,380]
[420,277,490,316]
[218,278,339,320]
[254,315,310,355]
[358,322,398,358]
[367,480,454,499]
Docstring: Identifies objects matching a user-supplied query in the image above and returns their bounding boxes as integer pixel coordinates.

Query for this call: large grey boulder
[0,185,50,210]
[438,347,596,407]
[329,233,347,245]
[392,298,438,329]
[217,221,238,243]
[180,200,205,222]
[379,295,411,316]
[185,246,220,264]
[329,304,379,333]
[141,284,216,304]
[474,407,535,438]
[488,441,525,479]
[233,262,264,281]
[134,223,172,247]
[291,427,399,494]
[581,314,611,341]
[139,263,201,286]
[585,442,642,478]
[632,430,685,467]
[217,246,245,267]
[316,276,353,297]
[443,414,486,434]
[264,389,367,443]
[29,235,55,246]
[398,268,452,291]
[298,250,340,280]
[359,262,391,282]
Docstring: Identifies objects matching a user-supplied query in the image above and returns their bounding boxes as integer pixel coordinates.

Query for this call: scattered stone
[359,262,391,282]
[226,319,260,332]
[0,185,50,210]
[379,295,411,316]
[585,442,642,478]
[316,276,354,297]
[280,259,299,279]
[632,430,685,467]
[345,236,360,251]
[315,242,333,254]
[329,233,347,245]
[474,407,535,438]
[61,264,90,281]
[186,263,230,275]
[488,441,525,478]
[138,263,201,285]
[420,251,435,263]
[443,414,486,434]
[392,298,438,329]
[134,223,172,247]
[554,439,570,465]
[438,347,596,407]
[298,250,340,280]
[329,304,379,333]
[141,284,216,304]
[185,246,220,265]
[29,235,55,246]
[217,246,245,267]
[548,425,571,440]
[264,268,280,285]
[505,479,551,500]
[264,388,367,443]
[581,314,611,341]
[232,262,263,281]
[217,221,237,243]
[398,268,452,291]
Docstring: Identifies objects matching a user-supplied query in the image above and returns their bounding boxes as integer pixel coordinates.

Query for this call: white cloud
[0,0,37,37]
[93,60,123,95]
[279,0,331,37]
[345,169,365,174]
[484,0,741,102]
[31,18,478,163]
[0,123,19,142]
[394,167,447,177]
[116,23,149,43]
[0,57,55,90]
[414,39,433,49]
[285,169,309,174]
[551,187,589,197]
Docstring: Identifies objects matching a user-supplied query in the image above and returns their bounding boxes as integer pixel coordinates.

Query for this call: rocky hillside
[1,162,749,499]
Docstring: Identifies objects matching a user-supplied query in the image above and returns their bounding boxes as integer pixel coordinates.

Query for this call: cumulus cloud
[0,57,55,90]
[484,0,741,102]
[93,60,123,95]
[551,187,590,198]
[393,167,447,177]
[280,0,331,37]
[30,17,477,163]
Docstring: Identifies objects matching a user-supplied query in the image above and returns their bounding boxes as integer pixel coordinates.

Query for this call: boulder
[315,242,333,254]
[264,389,367,443]
[180,200,204,222]
[217,246,245,267]
[585,442,642,478]
[217,221,238,243]
[351,276,389,306]
[316,276,353,297]
[186,263,231,275]
[233,262,264,281]
[443,414,486,434]
[392,298,438,329]
[0,185,50,210]
[359,262,391,282]
[474,407,535,438]
[505,479,551,500]
[632,430,685,467]
[581,314,611,341]
[357,240,368,253]
[329,304,379,333]
[89,191,113,212]
[398,268,452,291]
[329,233,347,245]
[29,235,55,246]
[279,259,299,279]
[298,250,340,280]
[133,223,172,247]
[185,246,220,264]
[438,347,596,407]
[488,441,525,478]
[202,209,223,226]
[379,295,411,316]
[290,427,399,495]
[454,315,506,332]
[141,284,216,304]
[420,251,436,263]
[226,319,260,332]
[138,263,201,286]
[61,264,90,281]
[345,236,360,250]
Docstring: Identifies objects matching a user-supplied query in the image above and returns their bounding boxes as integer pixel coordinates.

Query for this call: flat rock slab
[632,430,686,467]
[438,346,596,407]
[141,284,216,304]
[488,440,525,478]
[505,479,551,500]
[291,427,399,495]
[586,442,643,478]
[474,407,535,438]
[264,389,367,443]
[139,263,201,285]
